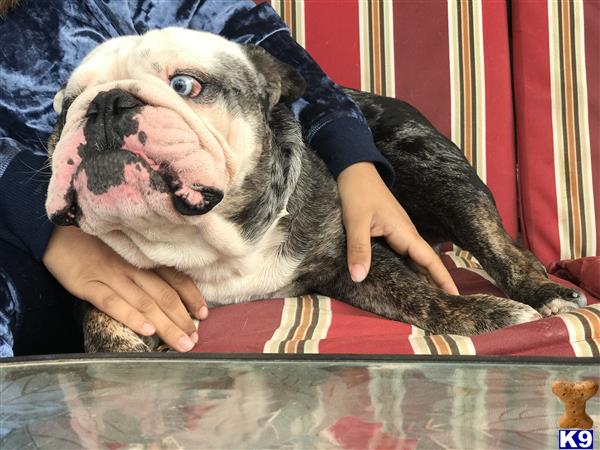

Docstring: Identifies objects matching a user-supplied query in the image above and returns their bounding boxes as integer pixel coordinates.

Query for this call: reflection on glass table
[1,356,598,449]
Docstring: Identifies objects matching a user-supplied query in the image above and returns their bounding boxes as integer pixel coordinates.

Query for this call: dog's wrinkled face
[46,28,303,245]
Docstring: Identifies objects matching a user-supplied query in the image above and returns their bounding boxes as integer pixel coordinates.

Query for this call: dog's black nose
[87,89,143,117]
[85,89,143,149]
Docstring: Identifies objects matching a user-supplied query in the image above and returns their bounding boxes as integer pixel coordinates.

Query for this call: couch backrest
[265,0,519,238]
[512,0,599,265]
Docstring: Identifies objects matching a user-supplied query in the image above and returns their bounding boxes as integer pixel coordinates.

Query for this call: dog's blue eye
[170,75,202,97]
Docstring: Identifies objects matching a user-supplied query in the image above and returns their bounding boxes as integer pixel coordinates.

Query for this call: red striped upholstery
[512,0,599,265]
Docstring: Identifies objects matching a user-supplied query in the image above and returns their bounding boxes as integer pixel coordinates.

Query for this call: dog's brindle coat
[46,31,585,352]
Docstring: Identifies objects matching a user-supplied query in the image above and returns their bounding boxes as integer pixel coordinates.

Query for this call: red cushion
[512,0,599,265]
[549,256,600,298]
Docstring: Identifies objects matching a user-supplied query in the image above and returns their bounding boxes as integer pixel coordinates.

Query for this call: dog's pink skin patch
[46,129,85,217]
[124,107,225,191]
[73,167,172,234]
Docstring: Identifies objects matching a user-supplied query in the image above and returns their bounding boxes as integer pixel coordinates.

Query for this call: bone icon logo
[553,380,598,450]
[552,380,598,429]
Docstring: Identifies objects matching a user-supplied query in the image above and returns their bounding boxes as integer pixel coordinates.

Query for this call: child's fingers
[107,277,197,352]
[343,214,372,282]
[83,280,156,337]
[406,238,459,295]
[155,266,208,320]
[129,269,198,336]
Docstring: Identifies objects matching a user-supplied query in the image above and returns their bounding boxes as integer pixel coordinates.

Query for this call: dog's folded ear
[243,45,306,109]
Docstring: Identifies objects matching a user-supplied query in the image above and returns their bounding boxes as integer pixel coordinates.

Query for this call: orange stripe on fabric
[460,1,473,166]
[294,296,315,352]
[430,335,452,355]
[282,0,291,35]
[284,296,313,353]
[561,0,583,256]
[372,1,382,94]
[576,308,600,336]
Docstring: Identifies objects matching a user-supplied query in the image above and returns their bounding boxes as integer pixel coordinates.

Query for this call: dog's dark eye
[170,75,202,98]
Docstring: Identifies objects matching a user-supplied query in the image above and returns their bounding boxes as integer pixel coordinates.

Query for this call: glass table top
[1,355,598,449]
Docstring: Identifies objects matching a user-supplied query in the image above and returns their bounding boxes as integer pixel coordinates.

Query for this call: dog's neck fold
[222,105,305,241]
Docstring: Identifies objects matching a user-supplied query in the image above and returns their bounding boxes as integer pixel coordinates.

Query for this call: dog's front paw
[533,283,587,317]
[538,297,586,317]
[84,307,159,352]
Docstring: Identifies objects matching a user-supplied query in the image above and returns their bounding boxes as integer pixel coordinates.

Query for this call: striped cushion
[192,253,599,356]
[512,0,599,264]
[265,0,518,237]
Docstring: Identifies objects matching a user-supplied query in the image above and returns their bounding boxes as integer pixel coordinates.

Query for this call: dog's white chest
[180,213,300,304]
[191,249,299,306]
[107,214,300,305]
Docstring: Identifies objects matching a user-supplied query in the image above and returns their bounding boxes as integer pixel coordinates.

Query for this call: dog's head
[46,28,304,243]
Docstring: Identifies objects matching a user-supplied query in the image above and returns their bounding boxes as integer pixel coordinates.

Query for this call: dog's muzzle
[49,88,224,226]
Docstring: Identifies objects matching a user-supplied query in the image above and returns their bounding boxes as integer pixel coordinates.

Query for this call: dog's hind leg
[366,104,586,316]
[311,244,540,336]
[433,191,586,316]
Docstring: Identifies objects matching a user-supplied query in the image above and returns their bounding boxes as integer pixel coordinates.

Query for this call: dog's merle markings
[187,53,263,114]
[332,89,585,320]
[191,47,305,119]
[225,107,304,241]
[83,305,158,352]
[138,130,147,145]
[151,61,161,73]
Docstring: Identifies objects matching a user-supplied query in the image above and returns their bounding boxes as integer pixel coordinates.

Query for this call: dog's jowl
[46,28,586,352]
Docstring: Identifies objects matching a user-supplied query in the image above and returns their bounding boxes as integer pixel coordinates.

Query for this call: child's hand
[337,162,459,295]
[42,226,207,352]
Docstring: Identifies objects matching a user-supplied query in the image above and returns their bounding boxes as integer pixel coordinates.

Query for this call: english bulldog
[46,28,586,352]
